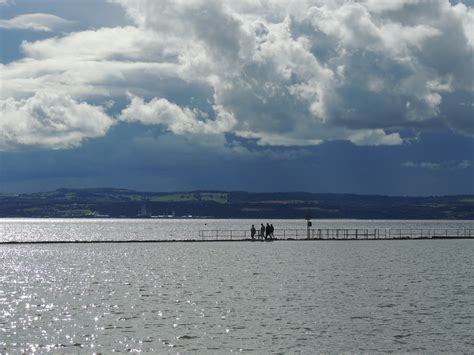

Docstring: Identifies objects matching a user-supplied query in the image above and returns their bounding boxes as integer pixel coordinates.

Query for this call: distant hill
[0,188,473,219]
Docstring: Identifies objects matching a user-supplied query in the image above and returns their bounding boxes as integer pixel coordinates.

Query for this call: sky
[0,0,473,195]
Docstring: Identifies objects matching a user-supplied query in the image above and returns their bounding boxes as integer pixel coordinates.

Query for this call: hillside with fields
[0,189,472,219]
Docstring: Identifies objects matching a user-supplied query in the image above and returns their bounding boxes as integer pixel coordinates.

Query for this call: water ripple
[0,224,473,352]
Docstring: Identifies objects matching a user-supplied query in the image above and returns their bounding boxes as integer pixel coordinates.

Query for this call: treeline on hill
[0,188,473,219]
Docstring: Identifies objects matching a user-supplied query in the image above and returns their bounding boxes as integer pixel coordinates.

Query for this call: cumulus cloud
[0,13,73,32]
[0,92,114,150]
[119,94,236,134]
[0,0,472,150]
[111,0,474,143]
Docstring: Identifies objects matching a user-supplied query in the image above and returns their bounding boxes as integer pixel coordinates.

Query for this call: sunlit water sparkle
[0,219,473,352]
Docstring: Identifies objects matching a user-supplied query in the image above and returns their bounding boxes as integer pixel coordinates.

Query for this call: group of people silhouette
[250,223,274,240]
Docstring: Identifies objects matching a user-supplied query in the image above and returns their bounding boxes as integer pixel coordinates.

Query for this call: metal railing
[198,228,474,241]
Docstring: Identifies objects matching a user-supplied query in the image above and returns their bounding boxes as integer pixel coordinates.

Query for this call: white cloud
[0,92,114,150]
[236,130,323,146]
[348,130,403,146]
[119,94,236,135]
[0,26,184,100]
[0,13,72,32]
[0,0,472,150]
[20,26,168,61]
[114,0,472,142]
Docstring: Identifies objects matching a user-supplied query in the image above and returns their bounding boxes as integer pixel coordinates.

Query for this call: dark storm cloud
[1,125,472,195]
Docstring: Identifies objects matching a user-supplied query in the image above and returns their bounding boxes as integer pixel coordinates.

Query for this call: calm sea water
[0,218,473,242]
[0,219,473,353]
